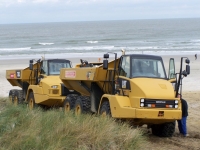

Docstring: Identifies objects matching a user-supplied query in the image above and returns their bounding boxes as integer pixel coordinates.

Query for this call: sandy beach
[0,53,200,149]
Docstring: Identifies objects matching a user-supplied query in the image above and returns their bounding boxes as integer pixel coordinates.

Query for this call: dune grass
[0,97,147,150]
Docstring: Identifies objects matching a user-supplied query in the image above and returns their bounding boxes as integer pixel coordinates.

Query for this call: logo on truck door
[65,70,76,78]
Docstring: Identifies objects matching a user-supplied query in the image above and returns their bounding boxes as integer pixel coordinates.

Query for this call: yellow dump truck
[60,51,190,137]
[6,58,78,109]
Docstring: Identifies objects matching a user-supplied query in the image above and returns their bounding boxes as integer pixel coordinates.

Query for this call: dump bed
[6,63,38,88]
[60,59,120,96]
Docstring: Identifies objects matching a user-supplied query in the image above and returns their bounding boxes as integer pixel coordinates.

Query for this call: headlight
[51,85,58,89]
[175,100,178,104]
[140,99,144,103]
[140,103,144,107]
[175,105,178,108]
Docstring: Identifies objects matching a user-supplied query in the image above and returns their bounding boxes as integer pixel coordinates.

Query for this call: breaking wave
[0,47,31,51]
[86,41,98,44]
[39,43,54,45]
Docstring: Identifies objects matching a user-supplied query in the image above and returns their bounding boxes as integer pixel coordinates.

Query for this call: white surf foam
[86,41,98,44]
[39,43,54,45]
[0,47,31,51]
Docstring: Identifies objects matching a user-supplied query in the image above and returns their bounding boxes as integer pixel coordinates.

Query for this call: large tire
[151,124,161,136]
[11,90,24,105]
[159,122,175,137]
[99,101,111,116]
[151,122,175,137]
[74,96,91,115]
[63,94,77,112]
[28,92,36,110]
[15,90,24,105]
[8,89,16,104]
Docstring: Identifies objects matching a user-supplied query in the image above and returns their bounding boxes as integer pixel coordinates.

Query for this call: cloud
[0,0,200,24]
[0,0,199,6]
[32,0,60,3]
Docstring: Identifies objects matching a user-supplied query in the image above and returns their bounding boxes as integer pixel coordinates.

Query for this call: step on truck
[60,50,190,137]
[6,58,78,109]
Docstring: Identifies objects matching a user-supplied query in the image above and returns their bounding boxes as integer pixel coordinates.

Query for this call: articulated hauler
[6,58,77,109]
[60,51,190,137]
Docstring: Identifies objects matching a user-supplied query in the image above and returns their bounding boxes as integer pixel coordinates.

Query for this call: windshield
[131,58,166,78]
[41,60,71,75]
[49,61,71,75]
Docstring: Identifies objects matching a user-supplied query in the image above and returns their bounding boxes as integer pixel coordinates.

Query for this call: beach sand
[0,54,200,149]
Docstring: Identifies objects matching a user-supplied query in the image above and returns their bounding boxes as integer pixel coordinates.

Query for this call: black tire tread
[63,94,78,111]
[151,124,161,136]
[9,89,16,103]
[151,122,175,137]
[100,101,111,116]
[75,96,91,113]
[9,89,23,104]
[81,96,91,113]
[160,122,175,137]
[16,90,24,104]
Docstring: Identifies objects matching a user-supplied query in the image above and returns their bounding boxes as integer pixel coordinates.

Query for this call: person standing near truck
[177,94,189,137]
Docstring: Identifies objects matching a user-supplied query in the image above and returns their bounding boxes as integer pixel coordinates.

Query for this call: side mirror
[185,59,190,64]
[29,60,33,70]
[182,70,187,77]
[168,58,175,79]
[103,60,108,69]
[186,65,190,75]
[104,54,109,59]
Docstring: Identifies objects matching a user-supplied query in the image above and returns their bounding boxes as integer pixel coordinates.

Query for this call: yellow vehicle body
[60,60,117,96]
[60,53,190,137]
[60,64,181,124]
[6,68,33,87]
[26,76,66,107]
[100,94,181,124]
[6,59,73,108]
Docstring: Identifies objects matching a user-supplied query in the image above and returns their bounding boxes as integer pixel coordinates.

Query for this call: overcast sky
[0,0,200,24]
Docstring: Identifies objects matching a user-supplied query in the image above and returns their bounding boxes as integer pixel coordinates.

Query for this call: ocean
[0,18,200,59]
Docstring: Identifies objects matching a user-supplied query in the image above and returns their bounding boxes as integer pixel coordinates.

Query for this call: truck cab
[119,54,166,79]
[26,59,76,109]
[40,59,72,76]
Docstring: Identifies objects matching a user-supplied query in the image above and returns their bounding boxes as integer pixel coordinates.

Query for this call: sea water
[0,18,200,59]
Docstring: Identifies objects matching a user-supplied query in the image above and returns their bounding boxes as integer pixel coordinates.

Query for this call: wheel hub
[75,105,81,115]
[14,96,18,105]
[65,102,70,112]
[29,99,34,110]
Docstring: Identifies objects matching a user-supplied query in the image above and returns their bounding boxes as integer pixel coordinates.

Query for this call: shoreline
[0,51,199,60]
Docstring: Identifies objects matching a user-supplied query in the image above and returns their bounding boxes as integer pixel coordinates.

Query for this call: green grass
[0,98,147,150]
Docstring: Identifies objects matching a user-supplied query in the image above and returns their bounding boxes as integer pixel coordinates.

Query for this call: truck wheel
[9,90,16,104]
[74,96,90,115]
[151,124,161,136]
[28,92,36,110]
[159,122,175,137]
[63,95,77,112]
[13,92,18,106]
[99,101,111,116]
[13,90,24,105]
